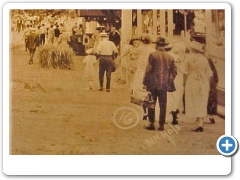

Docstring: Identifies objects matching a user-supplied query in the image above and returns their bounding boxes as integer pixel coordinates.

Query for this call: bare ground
[9,31,225,155]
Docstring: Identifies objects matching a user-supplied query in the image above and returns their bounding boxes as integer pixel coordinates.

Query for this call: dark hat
[140,34,152,44]
[96,26,105,30]
[155,37,170,46]
[129,35,141,45]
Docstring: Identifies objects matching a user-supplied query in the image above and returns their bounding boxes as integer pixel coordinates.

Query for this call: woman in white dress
[132,34,155,120]
[132,34,155,92]
[166,41,186,125]
[182,41,212,132]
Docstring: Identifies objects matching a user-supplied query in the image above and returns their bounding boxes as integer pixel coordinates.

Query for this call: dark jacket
[109,31,120,47]
[54,28,61,38]
[143,50,177,91]
[26,33,39,50]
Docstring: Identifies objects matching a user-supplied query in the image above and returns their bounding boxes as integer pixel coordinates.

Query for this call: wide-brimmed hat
[100,32,108,37]
[154,37,170,46]
[163,44,173,51]
[189,41,204,53]
[129,35,141,45]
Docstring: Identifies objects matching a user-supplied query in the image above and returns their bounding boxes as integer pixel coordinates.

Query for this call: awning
[79,10,105,17]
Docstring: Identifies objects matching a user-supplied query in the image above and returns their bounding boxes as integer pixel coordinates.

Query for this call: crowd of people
[14,11,218,133]
[114,34,217,132]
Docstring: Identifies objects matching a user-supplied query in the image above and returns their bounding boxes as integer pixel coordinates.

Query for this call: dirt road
[9,31,224,155]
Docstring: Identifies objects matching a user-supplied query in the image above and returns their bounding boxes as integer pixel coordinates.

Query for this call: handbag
[111,60,117,72]
[130,89,155,109]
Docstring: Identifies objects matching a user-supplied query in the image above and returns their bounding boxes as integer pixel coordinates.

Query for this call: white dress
[83,55,96,81]
[182,53,212,117]
[132,43,155,92]
[167,51,184,111]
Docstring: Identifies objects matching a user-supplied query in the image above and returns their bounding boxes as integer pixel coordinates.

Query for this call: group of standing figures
[117,34,218,132]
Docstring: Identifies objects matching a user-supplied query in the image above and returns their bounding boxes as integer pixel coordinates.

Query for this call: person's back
[185,53,209,73]
[97,38,117,56]
[54,27,60,37]
[144,50,176,91]
[27,32,39,50]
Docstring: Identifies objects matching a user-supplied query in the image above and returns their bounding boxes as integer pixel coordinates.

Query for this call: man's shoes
[106,89,110,92]
[28,62,33,65]
[144,123,155,130]
[143,114,148,120]
[99,88,103,91]
[158,125,164,131]
[171,121,178,125]
[209,118,215,124]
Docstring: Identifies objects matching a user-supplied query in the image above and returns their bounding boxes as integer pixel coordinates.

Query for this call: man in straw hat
[26,28,39,65]
[96,32,118,92]
[143,37,177,131]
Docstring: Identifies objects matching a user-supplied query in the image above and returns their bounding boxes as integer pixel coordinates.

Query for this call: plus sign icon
[217,135,238,156]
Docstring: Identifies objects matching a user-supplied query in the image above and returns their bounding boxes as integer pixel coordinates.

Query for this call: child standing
[83,48,97,90]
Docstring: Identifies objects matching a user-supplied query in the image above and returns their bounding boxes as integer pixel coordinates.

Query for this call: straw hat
[100,32,108,37]
[154,37,170,46]
[129,35,141,45]
[189,41,205,53]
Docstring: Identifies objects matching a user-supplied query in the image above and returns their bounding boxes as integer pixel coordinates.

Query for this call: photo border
[3,2,231,175]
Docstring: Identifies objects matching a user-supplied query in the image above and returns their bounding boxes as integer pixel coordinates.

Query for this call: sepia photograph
[8,7,226,156]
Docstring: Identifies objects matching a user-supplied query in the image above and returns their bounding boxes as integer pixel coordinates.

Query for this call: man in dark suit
[26,28,39,65]
[108,27,121,48]
[143,37,177,131]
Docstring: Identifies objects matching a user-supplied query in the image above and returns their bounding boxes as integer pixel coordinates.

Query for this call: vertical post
[205,10,213,53]
[184,12,187,33]
[120,10,132,83]
[160,10,166,37]
[168,9,173,38]
[137,9,142,36]
[152,9,157,41]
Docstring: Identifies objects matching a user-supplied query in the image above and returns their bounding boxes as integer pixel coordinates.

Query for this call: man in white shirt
[40,24,46,45]
[96,33,118,92]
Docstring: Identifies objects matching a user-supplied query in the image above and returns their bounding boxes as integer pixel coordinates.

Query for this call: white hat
[100,32,108,37]
[189,41,204,53]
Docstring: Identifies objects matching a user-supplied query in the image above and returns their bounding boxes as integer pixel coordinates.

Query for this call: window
[212,10,225,46]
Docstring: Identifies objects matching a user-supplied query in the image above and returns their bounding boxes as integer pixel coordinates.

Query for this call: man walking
[26,28,39,65]
[22,24,31,51]
[143,37,177,131]
[96,33,118,92]
[39,24,46,45]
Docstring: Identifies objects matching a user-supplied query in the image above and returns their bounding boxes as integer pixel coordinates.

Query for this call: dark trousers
[24,39,28,50]
[148,89,167,126]
[29,49,36,63]
[40,34,45,45]
[99,56,113,89]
